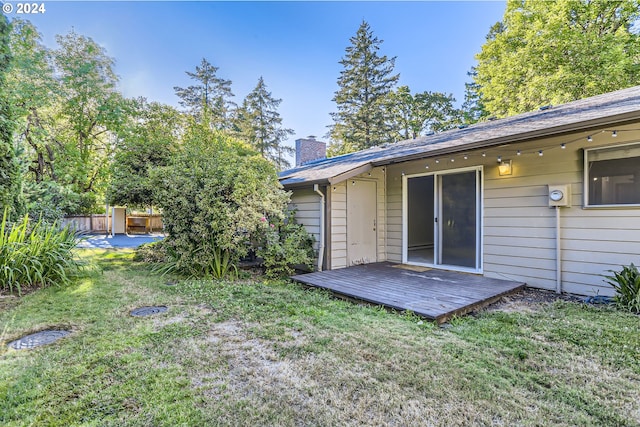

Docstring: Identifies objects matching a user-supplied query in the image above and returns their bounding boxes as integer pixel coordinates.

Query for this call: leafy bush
[150,125,289,278]
[256,210,314,278]
[0,208,81,294]
[23,181,100,221]
[604,263,640,313]
[134,240,168,263]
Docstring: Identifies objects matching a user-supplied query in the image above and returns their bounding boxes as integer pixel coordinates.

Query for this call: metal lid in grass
[8,330,71,350]
[130,306,168,317]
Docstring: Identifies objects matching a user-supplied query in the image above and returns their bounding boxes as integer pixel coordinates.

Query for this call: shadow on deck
[292,262,525,324]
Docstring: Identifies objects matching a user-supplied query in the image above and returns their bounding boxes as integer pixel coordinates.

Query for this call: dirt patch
[485,287,584,313]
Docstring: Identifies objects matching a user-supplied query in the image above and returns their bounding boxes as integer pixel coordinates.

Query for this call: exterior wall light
[498,159,513,176]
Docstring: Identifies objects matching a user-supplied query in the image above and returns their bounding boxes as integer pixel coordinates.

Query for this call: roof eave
[372,111,640,166]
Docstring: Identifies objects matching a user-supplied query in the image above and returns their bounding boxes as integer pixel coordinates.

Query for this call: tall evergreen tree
[329,21,399,155]
[474,0,640,117]
[0,15,23,216]
[233,77,294,170]
[461,67,489,124]
[174,58,234,129]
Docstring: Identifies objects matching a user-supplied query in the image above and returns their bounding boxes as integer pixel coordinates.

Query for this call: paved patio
[77,233,165,249]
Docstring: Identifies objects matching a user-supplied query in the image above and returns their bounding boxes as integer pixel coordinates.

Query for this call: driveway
[77,233,165,249]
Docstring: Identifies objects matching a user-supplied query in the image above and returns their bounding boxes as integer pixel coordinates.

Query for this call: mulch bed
[486,287,587,313]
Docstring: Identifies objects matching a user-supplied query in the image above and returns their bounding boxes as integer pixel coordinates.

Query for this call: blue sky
[9,1,506,150]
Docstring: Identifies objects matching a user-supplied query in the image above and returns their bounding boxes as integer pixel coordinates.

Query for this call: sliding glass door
[404,167,482,272]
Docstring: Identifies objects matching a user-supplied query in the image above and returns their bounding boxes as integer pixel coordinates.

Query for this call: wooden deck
[292,262,525,323]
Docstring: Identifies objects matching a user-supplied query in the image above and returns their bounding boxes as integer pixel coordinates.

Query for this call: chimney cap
[306,135,316,140]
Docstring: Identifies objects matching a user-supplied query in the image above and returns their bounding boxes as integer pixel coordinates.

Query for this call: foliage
[0,208,81,295]
[23,180,89,223]
[329,21,399,155]
[255,210,314,278]
[133,240,169,263]
[0,15,24,218]
[174,58,235,130]
[386,85,461,141]
[151,124,289,278]
[461,67,490,124]
[53,30,127,209]
[474,0,640,117]
[8,21,126,215]
[108,99,182,207]
[604,263,640,313]
[6,19,58,187]
[233,77,294,170]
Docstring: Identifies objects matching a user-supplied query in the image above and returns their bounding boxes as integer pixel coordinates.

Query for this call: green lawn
[1,250,639,426]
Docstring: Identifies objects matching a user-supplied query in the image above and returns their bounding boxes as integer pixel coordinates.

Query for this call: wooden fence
[61,214,163,233]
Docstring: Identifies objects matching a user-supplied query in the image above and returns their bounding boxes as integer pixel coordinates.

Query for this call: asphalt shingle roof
[279,85,640,188]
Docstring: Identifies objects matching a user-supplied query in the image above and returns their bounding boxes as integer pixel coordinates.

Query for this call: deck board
[292,262,525,323]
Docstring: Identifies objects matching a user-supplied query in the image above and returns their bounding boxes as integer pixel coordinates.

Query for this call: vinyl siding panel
[289,189,321,252]
[384,124,640,295]
[329,182,347,269]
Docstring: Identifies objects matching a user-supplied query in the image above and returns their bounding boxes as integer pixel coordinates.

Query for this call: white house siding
[385,123,640,296]
[289,189,322,255]
[329,181,347,269]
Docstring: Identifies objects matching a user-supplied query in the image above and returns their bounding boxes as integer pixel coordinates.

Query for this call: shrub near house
[150,125,312,278]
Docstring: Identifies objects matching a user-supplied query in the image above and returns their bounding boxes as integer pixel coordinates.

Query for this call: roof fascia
[372,112,640,166]
[327,163,373,185]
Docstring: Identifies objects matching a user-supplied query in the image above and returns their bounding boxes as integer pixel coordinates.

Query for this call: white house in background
[280,85,640,296]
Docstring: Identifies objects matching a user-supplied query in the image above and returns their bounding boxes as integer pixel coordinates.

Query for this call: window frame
[583,141,640,208]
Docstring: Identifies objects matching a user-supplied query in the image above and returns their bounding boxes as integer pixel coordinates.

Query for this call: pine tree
[461,67,489,124]
[233,77,294,170]
[0,15,23,217]
[174,58,234,129]
[329,21,399,155]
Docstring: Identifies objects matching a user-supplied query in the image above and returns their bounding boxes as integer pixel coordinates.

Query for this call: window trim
[583,141,640,208]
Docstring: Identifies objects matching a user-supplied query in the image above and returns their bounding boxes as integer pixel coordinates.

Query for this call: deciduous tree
[386,86,460,141]
[108,99,183,207]
[53,30,127,212]
[474,0,640,117]
[0,15,24,217]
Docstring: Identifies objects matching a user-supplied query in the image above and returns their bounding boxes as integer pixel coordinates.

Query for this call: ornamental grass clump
[604,263,640,313]
[0,208,81,295]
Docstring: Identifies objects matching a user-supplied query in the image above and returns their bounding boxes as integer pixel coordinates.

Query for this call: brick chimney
[295,136,326,166]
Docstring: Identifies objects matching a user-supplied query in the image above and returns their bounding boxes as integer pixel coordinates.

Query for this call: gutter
[313,184,325,272]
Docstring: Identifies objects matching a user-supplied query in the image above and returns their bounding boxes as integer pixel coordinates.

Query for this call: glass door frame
[402,166,483,274]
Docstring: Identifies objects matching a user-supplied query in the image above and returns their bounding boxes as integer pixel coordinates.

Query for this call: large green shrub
[0,208,81,294]
[604,263,640,313]
[256,210,314,278]
[151,125,290,278]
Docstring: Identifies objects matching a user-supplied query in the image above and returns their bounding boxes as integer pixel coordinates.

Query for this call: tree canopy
[329,21,399,155]
[174,58,235,130]
[386,86,461,141]
[108,99,183,207]
[474,0,640,117]
[0,14,23,217]
[233,77,294,170]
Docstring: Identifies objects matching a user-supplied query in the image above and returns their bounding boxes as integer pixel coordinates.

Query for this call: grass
[1,249,639,426]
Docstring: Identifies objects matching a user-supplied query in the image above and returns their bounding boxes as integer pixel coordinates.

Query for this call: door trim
[402,166,483,274]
